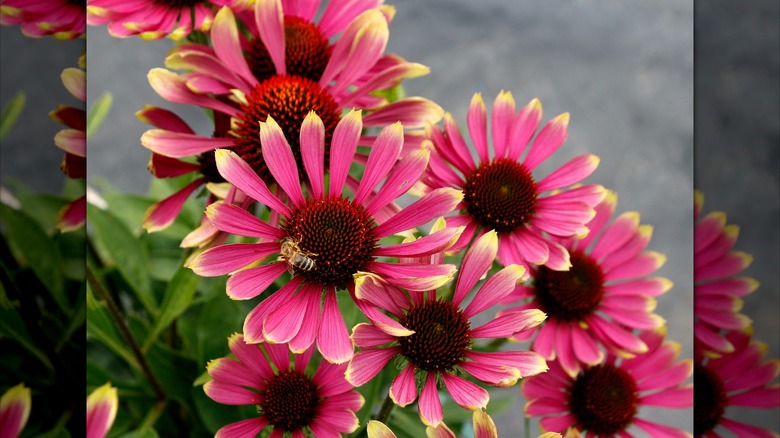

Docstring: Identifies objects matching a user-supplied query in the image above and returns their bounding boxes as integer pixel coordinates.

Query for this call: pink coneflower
[86,383,118,438]
[51,59,87,233]
[694,191,756,357]
[422,91,605,272]
[346,231,548,427]
[86,0,248,40]
[695,328,780,437]
[524,328,693,437]
[204,334,364,437]
[140,5,438,234]
[0,383,31,438]
[0,0,85,39]
[500,191,669,377]
[188,112,463,364]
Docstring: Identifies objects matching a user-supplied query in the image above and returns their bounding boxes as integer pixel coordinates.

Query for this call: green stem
[524,416,530,438]
[138,400,168,431]
[86,266,166,401]
[374,393,396,424]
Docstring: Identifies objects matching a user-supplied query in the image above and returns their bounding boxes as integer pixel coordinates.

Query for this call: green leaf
[55,286,86,352]
[143,265,200,352]
[195,295,243,367]
[388,404,427,438]
[86,284,140,370]
[88,205,157,316]
[87,91,113,139]
[0,91,25,140]
[15,193,69,232]
[0,204,68,312]
[117,429,159,438]
[0,282,54,370]
[192,385,242,434]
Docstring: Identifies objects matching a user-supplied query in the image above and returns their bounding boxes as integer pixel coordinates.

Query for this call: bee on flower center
[279,237,317,276]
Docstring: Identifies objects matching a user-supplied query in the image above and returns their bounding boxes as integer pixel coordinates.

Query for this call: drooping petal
[473,410,498,438]
[418,373,444,427]
[363,97,444,129]
[367,420,398,438]
[367,262,455,292]
[141,129,234,157]
[318,288,353,364]
[389,364,418,407]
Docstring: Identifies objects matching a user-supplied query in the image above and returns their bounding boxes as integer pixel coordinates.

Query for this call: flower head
[0,383,31,438]
[188,112,462,364]
[0,0,85,39]
[139,3,439,238]
[86,383,118,438]
[423,91,605,272]
[51,59,87,233]
[694,191,757,357]
[205,334,364,437]
[694,328,780,437]
[501,191,670,376]
[524,328,693,437]
[346,231,547,427]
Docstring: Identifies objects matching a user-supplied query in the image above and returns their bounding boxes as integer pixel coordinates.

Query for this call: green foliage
[0,91,25,140]
[86,92,113,139]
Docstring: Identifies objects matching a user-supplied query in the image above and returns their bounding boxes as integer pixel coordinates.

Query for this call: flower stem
[138,400,168,431]
[86,265,166,401]
[374,393,396,424]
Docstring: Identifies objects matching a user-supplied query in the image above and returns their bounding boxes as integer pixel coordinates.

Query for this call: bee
[279,237,317,276]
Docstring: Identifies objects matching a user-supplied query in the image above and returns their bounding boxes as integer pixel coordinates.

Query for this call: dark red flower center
[534,250,604,322]
[247,16,332,83]
[280,195,378,288]
[260,370,320,432]
[463,158,537,233]
[694,363,726,436]
[231,75,341,185]
[398,299,472,372]
[568,363,639,435]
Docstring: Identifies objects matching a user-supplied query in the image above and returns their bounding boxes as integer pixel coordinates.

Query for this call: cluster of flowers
[0,0,777,437]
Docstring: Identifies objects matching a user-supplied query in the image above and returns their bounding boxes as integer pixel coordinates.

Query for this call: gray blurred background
[1,0,777,436]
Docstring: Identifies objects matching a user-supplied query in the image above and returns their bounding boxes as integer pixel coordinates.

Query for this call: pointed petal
[355,122,404,205]
[226,262,288,300]
[507,98,543,161]
[524,113,569,170]
[188,242,279,276]
[329,110,362,196]
[418,373,444,427]
[464,264,526,318]
[214,149,290,216]
[537,154,600,192]
[375,188,463,238]
[467,92,489,162]
[491,90,516,160]
[300,111,325,199]
[254,0,285,75]
[454,230,498,307]
[389,364,418,407]
[366,148,430,216]
[206,201,285,239]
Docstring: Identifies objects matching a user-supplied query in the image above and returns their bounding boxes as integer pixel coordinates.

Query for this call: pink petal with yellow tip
[536,154,600,192]
[300,112,326,198]
[441,373,488,410]
[317,288,353,364]
[507,98,543,161]
[418,374,444,427]
[188,242,279,276]
[143,178,205,233]
[524,113,570,170]
[354,122,404,205]
[329,110,362,196]
[259,118,304,205]
[374,187,463,238]
[214,149,290,217]
[215,418,268,438]
[362,97,444,128]
[491,90,516,160]
[366,148,430,215]
[346,348,398,386]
